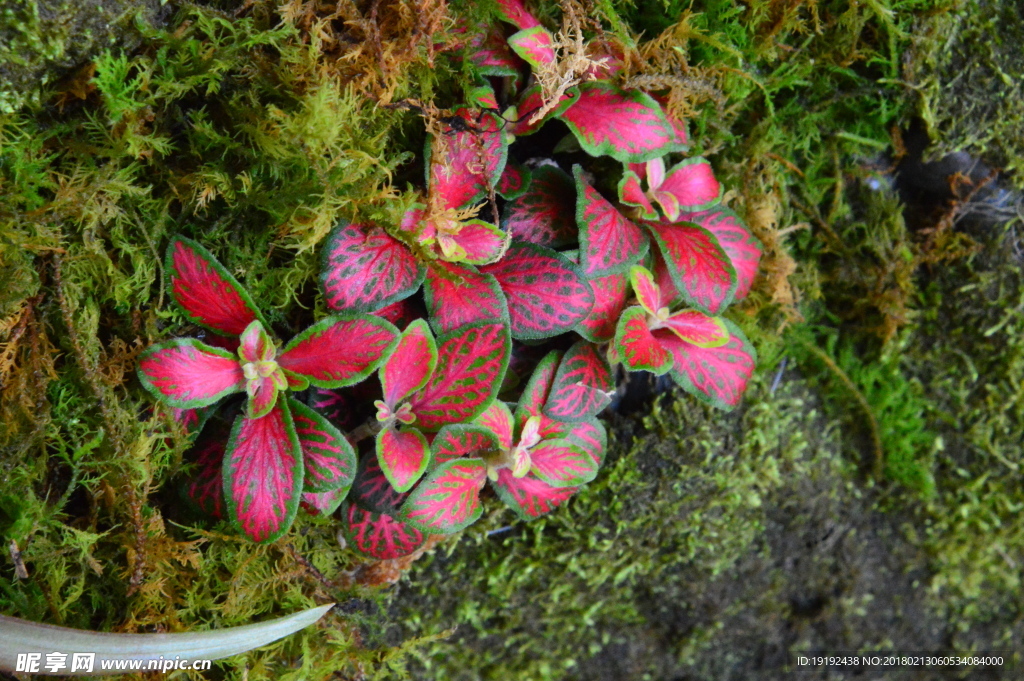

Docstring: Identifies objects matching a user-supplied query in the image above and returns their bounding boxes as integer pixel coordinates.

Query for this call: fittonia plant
[138,0,763,559]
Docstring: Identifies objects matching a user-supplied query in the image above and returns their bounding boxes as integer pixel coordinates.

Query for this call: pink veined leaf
[513,350,561,429]
[432,424,501,465]
[448,219,509,265]
[655,158,722,219]
[467,84,499,109]
[503,165,577,248]
[400,458,488,533]
[613,306,673,375]
[474,400,516,451]
[660,311,729,348]
[467,21,525,77]
[342,504,428,560]
[507,26,555,69]
[381,319,438,408]
[423,261,509,335]
[138,339,244,409]
[428,109,508,211]
[577,271,629,343]
[505,85,578,137]
[528,439,598,488]
[575,166,650,276]
[350,455,407,514]
[678,207,763,301]
[543,340,613,422]
[407,322,511,430]
[644,221,737,316]
[496,160,531,199]
[492,470,577,520]
[551,418,607,468]
[320,222,425,313]
[301,487,348,516]
[655,319,757,411]
[493,0,542,29]
[375,426,431,493]
[165,237,265,336]
[238,320,275,363]
[558,81,683,163]
[183,432,226,519]
[481,242,594,340]
[223,400,303,543]
[278,315,399,388]
[290,399,356,494]
[246,374,282,420]
[629,265,664,316]
[652,249,683,309]
[617,170,658,220]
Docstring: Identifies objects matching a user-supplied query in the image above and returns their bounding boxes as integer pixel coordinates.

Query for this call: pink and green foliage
[290,400,356,494]
[423,261,509,334]
[342,503,428,560]
[503,165,577,247]
[621,157,721,222]
[644,220,737,316]
[400,458,488,533]
[507,25,556,69]
[465,21,524,77]
[374,321,509,491]
[480,243,594,340]
[504,85,578,137]
[320,221,424,313]
[558,82,684,163]
[138,340,244,409]
[350,455,407,515]
[496,161,530,199]
[427,108,508,212]
[678,207,763,301]
[165,237,265,336]
[613,266,755,409]
[543,341,613,422]
[574,166,649,276]
[493,0,542,29]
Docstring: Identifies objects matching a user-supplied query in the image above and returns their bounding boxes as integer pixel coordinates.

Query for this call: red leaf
[577,271,628,343]
[449,219,509,265]
[613,306,673,374]
[468,21,525,76]
[503,165,576,247]
[543,341,613,422]
[493,0,541,29]
[432,424,501,464]
[374,299,418,328]
[376,426,431,493]
[350,455,407,514]
[474,400,516,450]
[661,311,729,347]
[381,319,438,408]
[506,85,578,137]
[629,265,663,316]
[656,320,756,410]
[400,459,487,533]
[481,242,594,340]
[183,432,226,519]
[492,470,577,520]
[408,322,510,430]
[513,350,560,429]
[223,401,303,543]
[320,222,424,313]
[138,339,244,409]
[652,248,683,308]
[508,26,555,69]
[496,160,530,199]
[528,439,597,488]
[423,261,509,335]
[278,315,399,388]
[656,158,721,218]
[291,399,356,494]
[617,170,658,220]
[301,487,347,516]
[246,374,282,420]
[558,82,682,162]
[166,237,264,336]
[679,207,762,301]
[343,504,427,560]
[551,418,607,468]
[575,166,649,276]
[428,109,508,211]
[644,221,737,316]
[238,320,275,363]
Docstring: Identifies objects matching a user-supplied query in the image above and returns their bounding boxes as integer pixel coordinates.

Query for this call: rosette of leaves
[137,238,399,542]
